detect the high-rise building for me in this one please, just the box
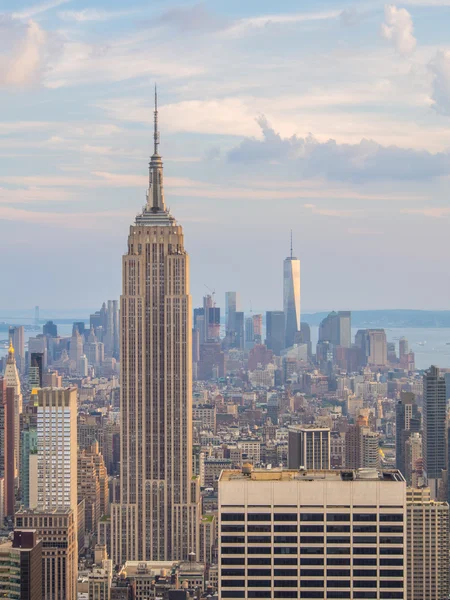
[8,326,24,373]
[0,530,42,600]
[423,365,447,499]
[111,93,199,564]
[407,487,449,600]
[355,329,387,367]
[283,235,301,348]
[4,340,22,488]
[395,392,421,482]
[318,311,351,349]
[287,425,330,469]
[234,311,245,350]
[78,442,109,534]
[0,378,15,517]
[219,467,406,599]
[36,388,78,511]
[15,508,77,600]
[43,321,57,338]
[69,327,83,373]
[21,428,38,508]
[225,292,239,333]
[29,352,44,388]
[405,432,423,488]
[265,311,285,355]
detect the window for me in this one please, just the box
[327,569,350,577]
[301,558,324,565]
[300,536,323,544]
[380,526,403,533]
[327,581,350,588]
[327,593,350,599]
[353,536,377,544]
[248,547,271,554]
[300,514,324,521]
[380,581,403,588]
[353,525,376,533]
[353,569,377,577]
[248,593,271,599]
[275,514,298,521]
[353,581,377,588]
[380,593,403,599]
[300,593,323,599]
[379,514,403,522]
[353,558,376,566]
[327,514,350,522]
[353,514,377,522]
[222,536,245,544]
[222,547,245,554]
[275,557,298,565]
[275,568,298,576]
[248,514,271,521]
[222,592,244,598]
[221,569,245,577]
[380,569,403,577]
[275,536,297,544]
[248,580,271,587]
[274,593,298,599]
[249,536,271,544]
[248,569,271,576]
[327,548,350,555]
[275,525,298,533]
[222,513,244,521]
[248,557,271,565]
[222,525,245,532]
[300,569,324,577]
[222,558,245,565]
[248,525,271,533]
[327,537,350,545]
[221,580,245,587]
[301,525,324,533]
[353,593,377,599]
[380,558,403,566]
[379,537,403,545]
[327,525,350,533]
[380,547,403,555]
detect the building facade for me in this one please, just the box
[283,241,301,349]
[111,94,199,564]
[219,467,406,599]
[423,366,447,498]
[288,426,330,470]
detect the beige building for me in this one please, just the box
[407,487,449,600]
[4,340,22,487]
[16,508,77,600]
[78,442,109,534]
[111,95,199,564]
[219,467,406,599]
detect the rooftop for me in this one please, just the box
[220,468,405,483]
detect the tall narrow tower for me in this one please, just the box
[111,90,199,564]
[283,231,301,348]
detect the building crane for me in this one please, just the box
[204,284,216,308]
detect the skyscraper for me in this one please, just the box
[8,326,24,373]
[283,233,300,348]
[265,311,285,355]
[396,392,421,482]
[5,340,22,491]
[287,425,330,469]
[423,365,447,499]
[225,292,239,333]
[111,92,199,564]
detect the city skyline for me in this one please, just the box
[2,0,450,309]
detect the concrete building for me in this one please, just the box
[423,365,447,498]
[111,95,200,564]
[283,236,301,348]
[4,340,22,488]
[219,467,406,599]
[15,509,77,600]
[396,392,421,482]
[21,428,38,508]
[407,487,449,600]
[78,442,109,534]
[225,292,239,334]
[288,426,330,470]
[0,530,42,600]
[8,326,24,373]
[36,388,77,511]
[318,311,351,349]
[88,561,112,600]
[265,311,285,356]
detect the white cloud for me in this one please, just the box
[429,50,450,115]
[0,17,48,87]
[224,9,341,38]
[12,0,71,19]
[59,8,140,22]
[401,206,450,217]
[381,5,416,56]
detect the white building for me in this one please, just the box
[219,467,406,599]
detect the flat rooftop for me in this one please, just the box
[220,468,405,483]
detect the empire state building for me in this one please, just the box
[111,92,199,563]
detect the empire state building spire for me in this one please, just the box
[147,85,165,212]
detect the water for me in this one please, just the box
[310,326,450,371]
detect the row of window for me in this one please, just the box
[221,525,402,533]
[221,557,403,566]
[222,513,403,522]
[222,580,404,589]
[221,569,404,577]
[222,546,403,555]
[221,535,404,544]
[221,593,403,599]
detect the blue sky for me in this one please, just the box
[1,0,450,313]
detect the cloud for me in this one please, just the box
[340,8,362,27]
[12,0,71,19]
[228,116,450,182]
[156,3,227,33]
[381,5,416,56]
[224,9,341,38]
[429,50,450,115]
[0,206,130,229]
[59,8,140,22]
[401,206,450,217]
[0,17,49,87]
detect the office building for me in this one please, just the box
[219,466,406,599]
[36,387,78,511]
[8,326,24,373]
[407,487,449,600]
[21,428,38,508]
[15,508,77,600]
[265,311,285,355]
[78,442,109,534]
[234,311,245,350]
[0,378,15,517]
[355,329,387,367]
[283,236,301,348]
[225,292,239,333]
[395,392,421,482]
[0,530,42,600]
[69,327,83,373]
[43,321,57,338]
[111,94,200,564]
[423,365,447,498]
[405,432,423,488]
[88,561,113,600]
[318,311,351,349]
[288,425,330,469]
[4,340,22,487]
[29,352,43,388]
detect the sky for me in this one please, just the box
[1,0,450,314]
